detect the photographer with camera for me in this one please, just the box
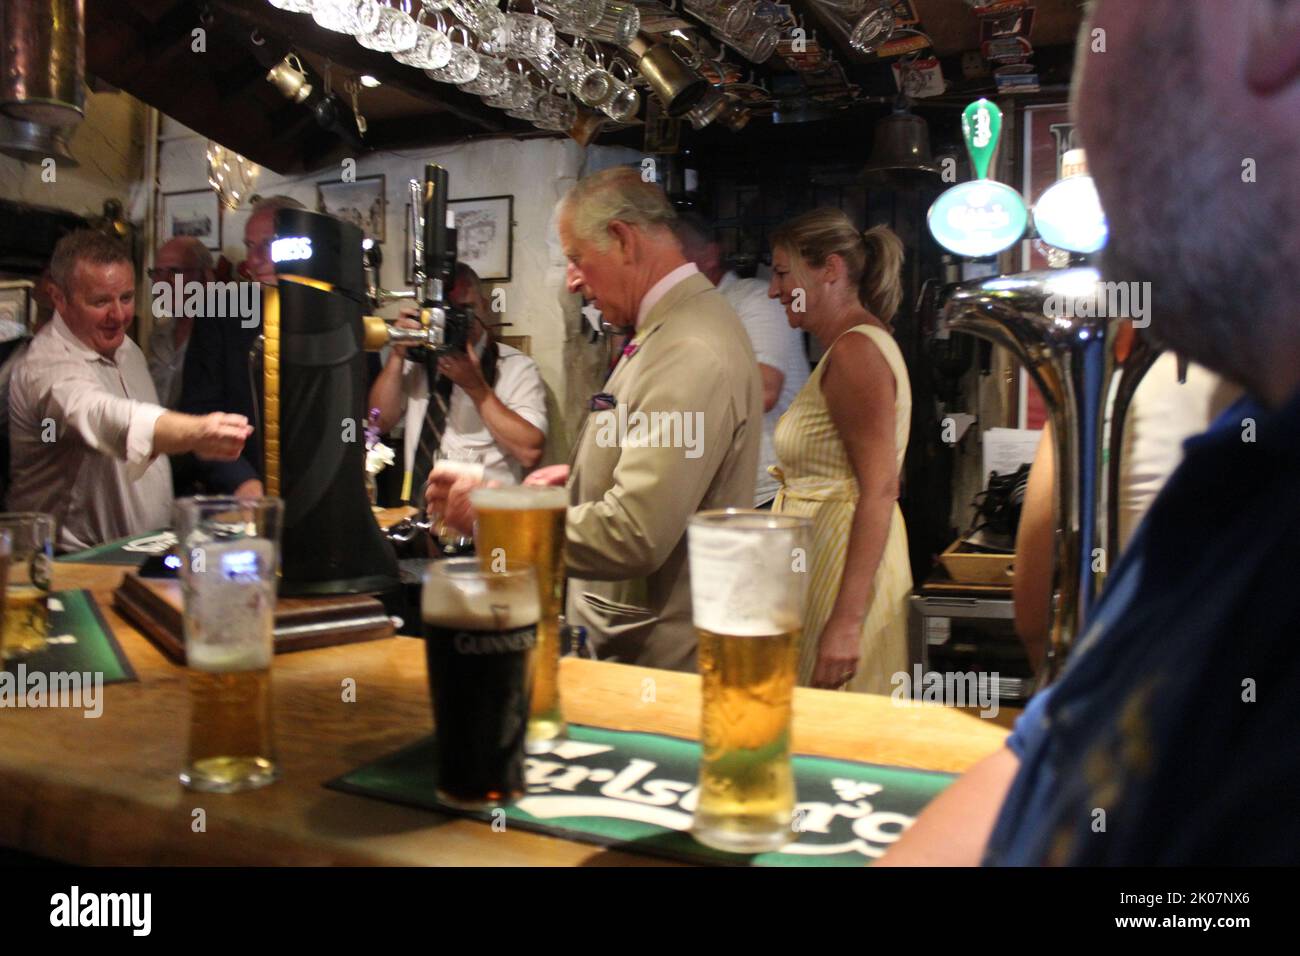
[368,262,547,505]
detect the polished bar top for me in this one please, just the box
[0,563,1010,866]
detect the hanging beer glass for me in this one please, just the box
[356,1,420,52]
[392,4,454,68]
[599,58,640,122]
[313,0,383,35]
[427,24,482,84]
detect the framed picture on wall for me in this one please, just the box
[161,189,222,251]
[448,195,513,281]
[317,174,386,242]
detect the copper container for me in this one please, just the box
[0,115,77,164]
[635,43,707,118]
[1,0,86,128]
[863,109,939,178]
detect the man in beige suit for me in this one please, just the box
[429,167,762,670]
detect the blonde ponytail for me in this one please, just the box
[859,225,905,323]
[770,209,905,323]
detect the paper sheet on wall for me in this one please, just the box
[982,427,1043,487]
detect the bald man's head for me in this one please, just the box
[1074,0,1300,403]
[155,236,214,278]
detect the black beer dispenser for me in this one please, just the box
[264,208,402,600]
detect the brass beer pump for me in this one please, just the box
[929,101,1160,684]
[940,271,1158,683]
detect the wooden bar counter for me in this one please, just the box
[0,562,1011,866]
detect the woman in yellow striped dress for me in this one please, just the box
[766,209,912,693]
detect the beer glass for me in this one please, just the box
[447,0,507,41]
[176,496,284,793]
[423,559,539,809]
[392,17,454,69]
[356,3,420,52]
[313,0,383,35]
[536,0,607,31]
[684,0,755,37]
[848,1,896,55]
[575,1,640,46]
[427,26,481,85]
[461,54,511,96]
[565,43,615,107]
[0,513,55,661]
[687,510,811,854]
[483,70,530,110]
[534,88,578,131]
[505,93,544,122]
[427,448,485,552]
[502,11,556,60]
[599,59,640,121]
[471,486,568,752]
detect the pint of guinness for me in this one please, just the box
[470,485,569,752]
[422,558,540,809]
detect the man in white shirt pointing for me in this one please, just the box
[7,230,251,552]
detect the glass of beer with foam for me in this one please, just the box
[175,496,284,793]
[687,509,811,854]
[0,513,56,661]
[423,558,540,809]
[471,485,568,752]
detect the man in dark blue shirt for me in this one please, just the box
[882,0,1300,865]
[178,195,300,496]
[985,394,1300,864]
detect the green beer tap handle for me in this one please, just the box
[962,98,1003,181]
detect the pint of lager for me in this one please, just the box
[471,485,568,752]
[176,497,284,793]
[0,513,55,660]
[423,558,540,809]
[688,510,811,854]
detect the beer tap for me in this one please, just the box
[362,238,418,310]
[361,164,472,356]
[940,270,1159,684]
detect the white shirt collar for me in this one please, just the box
[637,262,699,328]
[51,313,111,363]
